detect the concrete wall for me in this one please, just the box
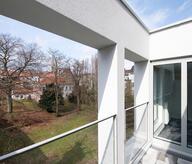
[98,45,125,164]
[150,22,192,60]
[0,0,149,60]
[36,0,149,59]
[134,61,150,138]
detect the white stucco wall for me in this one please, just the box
[0,0,149,60]
[134,61,150,130]
[98,45,125,164]
[36,0,149,59]
[150,22,192,60]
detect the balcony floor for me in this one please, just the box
[139,148,192,164]
[125,136,147,162]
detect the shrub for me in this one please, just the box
[67,93,77,104]
[39,84,64,113]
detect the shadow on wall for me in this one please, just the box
[134,61,148,102]
[100,119,114,164]
[98,45,116,115]
[135,104,148,137]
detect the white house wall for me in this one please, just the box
[0,0,149,60]
[98,45,125,164]
[150,22,192,60]
[36,0,149,59]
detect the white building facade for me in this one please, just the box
[1,0,192,163]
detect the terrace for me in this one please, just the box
[1,0,192,164]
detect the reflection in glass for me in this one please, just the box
[153,64,181,143]
[187,62,192,147]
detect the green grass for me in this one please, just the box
[27,109,96,142]
[13,99,41,111]
[63,100,77,112]
[0,103,97,164]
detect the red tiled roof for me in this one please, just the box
[40,72,65,85]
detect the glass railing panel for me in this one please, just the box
[126,107,134,140]
[1,115,116,164]
[125,103,148,163]
[0,108,97,156]
[98,117,115,164]
[1,124,98,164]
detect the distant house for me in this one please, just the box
[11,71,42,101]
[124,66,134,83]
[11,68,75,101]
[59,68,75,98]
[124,66,134,95]
[40,69,74,99]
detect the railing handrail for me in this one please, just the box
[1,102,149,161]
[0,114,116,161]
[125,102,149,111]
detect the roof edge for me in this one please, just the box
[120,0,150,33]
[120,1,192,35]
[150,17,192,34]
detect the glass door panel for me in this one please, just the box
[153,63,181,143]
[187,62,192,148]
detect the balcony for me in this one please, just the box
[1,102,192,164]
[0,102,152,164]
[1,0,192,164]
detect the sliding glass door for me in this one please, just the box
[187,62,192,148]
[152,59,192,151]
[153,63,181,143]
[152,59,192,152]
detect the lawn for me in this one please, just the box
[0,100,98,164]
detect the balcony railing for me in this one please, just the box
[0,114,116,163]
[0,102,148,164]
[125,102,149,163]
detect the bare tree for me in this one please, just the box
[90,55,98,106]
[70,59,85,111]
[125,79,134,108]
[45,50,95,112]
[79,56,98,107]
[0,34,42,113]
[48,49,69,116]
